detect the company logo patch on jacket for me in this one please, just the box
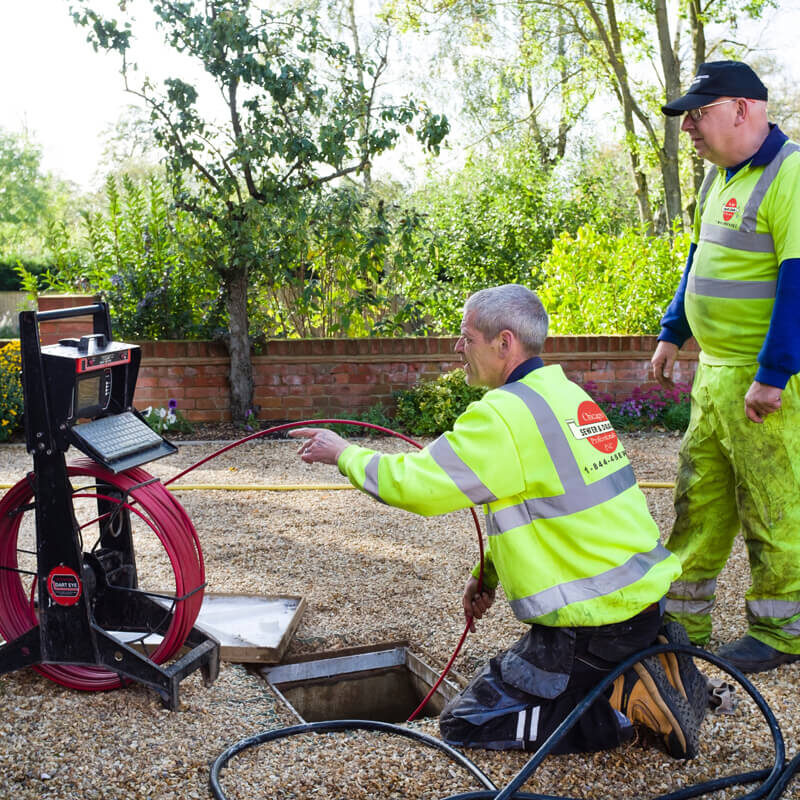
[566,401,618,453]
[721,197,738,222]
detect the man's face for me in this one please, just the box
[454,311,505,388]
[680,97,741,166]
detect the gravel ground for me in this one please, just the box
[0,431,797,799]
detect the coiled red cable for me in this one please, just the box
[0,458,205,690]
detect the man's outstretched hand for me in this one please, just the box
[290,428,349,465]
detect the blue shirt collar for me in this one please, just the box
[505,356,544,384]
[725,124,787,180]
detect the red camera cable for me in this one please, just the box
[0,420,482,709]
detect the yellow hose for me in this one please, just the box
[167,483,356,491]
[0,481,676,491]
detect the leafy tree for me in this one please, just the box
[0,131,50,245]
[96,106,164,183]
[70,0,448,420]
[389,0,592,168]
[391,0,774,230]
[0,129,77,266]
[250,184,430,339]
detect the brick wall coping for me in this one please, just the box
[132,334,699,362]
[1,335,700,365]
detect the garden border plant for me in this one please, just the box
[0,340,23,442]
[584,381,692,432]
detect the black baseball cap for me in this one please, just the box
[662,60,768,116]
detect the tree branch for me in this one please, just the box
[228,78,265,202]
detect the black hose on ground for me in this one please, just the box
[209,719,499,798]
[210,643,798,800]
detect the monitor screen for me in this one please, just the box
[76,374,101,416]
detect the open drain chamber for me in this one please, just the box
[262,643,462,723]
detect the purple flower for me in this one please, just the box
[168,398,178,410]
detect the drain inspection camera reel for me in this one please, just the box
[0,303,218,708]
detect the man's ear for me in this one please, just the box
[734,97,749,125]
[497,329,514,354]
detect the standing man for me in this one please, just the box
[653,61,800,672]
[293,284,707,758]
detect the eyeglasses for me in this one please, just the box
[685,99,738,122]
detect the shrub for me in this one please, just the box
[0,340,24,442]
[394,369,486,436]
[323,402,397,438]
[540,224,690,334]
[584,381,692,432]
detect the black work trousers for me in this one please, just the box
[439,603,663,753]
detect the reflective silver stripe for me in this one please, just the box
[362,454,385,503]
[509,544,673,621]
[664,597,714,616]
[746,598,800,621]
[488,382,634,529]
[515,711,525,741]
[698,223,775,253]
[740,142,800,231]
[697,168,718,216]
[489,464,637,532]
[687,272,776,299]
[428,435,498,505]
[782,618,800,637]
[499,382,583,490]
[668,578,717,599]
[529,706,540,741]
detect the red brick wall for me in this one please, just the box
[26,295,699,423]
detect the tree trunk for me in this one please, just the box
[224,265,253,422]
[581,0,654,231]
[654,0,682,229]
[689,0,707,205]
[628,141,653,232]
[346,0,371,189]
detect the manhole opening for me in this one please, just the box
[262,645,460,723]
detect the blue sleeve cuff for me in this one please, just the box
[658,328,686,347]
[754,366,791,390]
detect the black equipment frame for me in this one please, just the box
[0,302,219,709]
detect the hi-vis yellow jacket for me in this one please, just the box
[686,139,800,366]
[338,364,681,628]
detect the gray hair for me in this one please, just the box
[463,284,549,354]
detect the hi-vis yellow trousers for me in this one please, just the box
[664,362,800,654]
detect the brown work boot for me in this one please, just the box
[657,621,708,726]
[610,656,700,759]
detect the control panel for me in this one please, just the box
[25,321,177,472]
